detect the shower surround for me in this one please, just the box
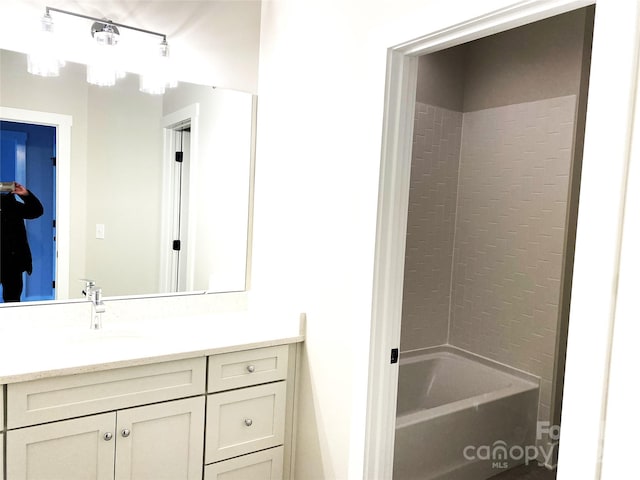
[401,95,577,432]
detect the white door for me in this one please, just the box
[6,413,116,480]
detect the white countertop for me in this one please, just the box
[0,311,304,383]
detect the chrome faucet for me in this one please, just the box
[82,280,106,329]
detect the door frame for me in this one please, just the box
[364,0,639,478]
[159,104,200,293]
[0,107,71,300]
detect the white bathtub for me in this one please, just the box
[393,347,539,480]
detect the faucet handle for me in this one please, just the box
[80,278,96,296]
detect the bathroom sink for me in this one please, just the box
[64,328,149,348]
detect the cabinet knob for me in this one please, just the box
[121,429,131,438]
[246,364,256,373]
[103,432,113,441]
[244,418,253,427]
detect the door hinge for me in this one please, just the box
[175,152,184,163]
[172,240,181,251]
[51,156,56,166]
[390,348,399,364]
[52,280,56,289]
[52,219,56,228]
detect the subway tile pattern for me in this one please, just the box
[449,95,577,424]
[401,103,463,351]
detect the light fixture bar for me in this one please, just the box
[45,6,167,42]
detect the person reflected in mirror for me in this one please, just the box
[0,182,44,302]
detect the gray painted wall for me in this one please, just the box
[416,47,466,111]
[414,8,592,113]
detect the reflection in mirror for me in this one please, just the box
[0,48,255,304]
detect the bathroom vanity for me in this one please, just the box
[0,313,303,480]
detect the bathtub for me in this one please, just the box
[393,347,539,480]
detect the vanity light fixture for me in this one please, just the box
[27,6,178,94]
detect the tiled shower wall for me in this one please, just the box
[400,103,462,350]
[402,95,577,424]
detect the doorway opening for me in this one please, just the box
[0,120,57,302]
[364,0,640,478]
[168,123,191,293]
[0,107,72,301]
[393,7,593,479]
[159,104,199,294]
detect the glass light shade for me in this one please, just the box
[27,13,65,77]
[87,63,117,86]
[86,42,124,87]
[28,51,65,77]
[139,74,166,95]
[139,41,178,95]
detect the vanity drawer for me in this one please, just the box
[204,446,283,480]
[208,345,288,392]
[205,382,286,463]
[7,357,206,428]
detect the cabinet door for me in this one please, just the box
[204,446,284,480]
[1,432,4,480]
[6,412,116,480]
[115,396,205,480]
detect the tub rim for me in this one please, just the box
[399,344,540,384]
[396,345,540,429]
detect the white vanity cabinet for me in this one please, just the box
[1,385,4,480]
[1,432,4,480]
[205,345,293,480]
[5,358,206,480]
[1,340,300,480]
[7,397,205,480]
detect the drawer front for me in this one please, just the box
[204,447,283,480]
[206,382,286,463]
[7,357,206,428]
[208,345,288,392]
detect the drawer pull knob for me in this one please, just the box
[244,418,253,427]
[121,429,131,438]
[246,365,256,373]
[103,432,113,441]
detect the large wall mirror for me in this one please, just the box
[0,48,254,303]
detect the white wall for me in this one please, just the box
[252,0,634,478]
[85,75,164,296]
[252,1,537,477]
[162,86,254,293]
